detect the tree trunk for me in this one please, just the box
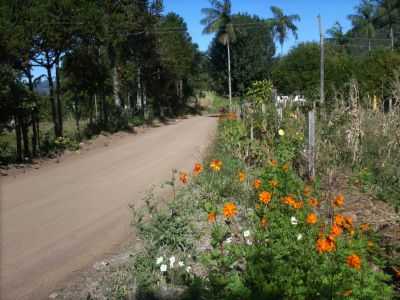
[45,53,59,137]
[26,68,39,156]
[113,66,121,107]
[21,116,30,159]
[15,114,23,162]
[227,39,232,108]
[137,66,142,112]
[55,55,63,137]
[391,26,394,51]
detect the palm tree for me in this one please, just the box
[348,0,377,52]
[375,0,398,50]
[201,0,235,107]
[269,6,300,55]
[327,22,349,47]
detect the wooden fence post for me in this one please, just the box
[308,105,316,180]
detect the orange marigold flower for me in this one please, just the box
[306,213,318,224]
[179,171,189,184]
[293,201,304,209]
[360,223,369,232]
[260,217,268,228]
[330,224,343,238]
[193,163,203,175]
[334,194,345,207]
[282,162,289,173]
[253,179,262,189]
[303,185,312,197]
[208,212,216,223]
[316,236,336,254]
[239,171,246,182]
[334,214,346,227]
[347,254,361,270]
[223,202,237,218]
[282,195,296,206]
[259,191,272,205]
[308,198,319,207]
[269,179,279,189]
[210,159,222,172]
[269,159,278,167]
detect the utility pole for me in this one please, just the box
[227,38,233,108]
[318,15,325,105]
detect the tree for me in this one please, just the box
[201,0,235,106]
[269,6,300,55]
[327,22,349,47]
[208,14,275,97]
[374,0,399,50]
[349,0,377,52]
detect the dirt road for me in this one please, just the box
[0,116,217,300]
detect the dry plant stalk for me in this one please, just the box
[345,80,363,165]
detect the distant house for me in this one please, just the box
[276,95,306,106]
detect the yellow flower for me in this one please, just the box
[223,202,237,218]
[210,160,222,172]
[278,129,285,136]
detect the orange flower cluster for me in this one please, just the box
[347,254,361,270]
[334,194,345,207]
[259,191,272,205]
[306,213,318,224]
[360,223,369,232]
[316,236,336,254]
[239,171,246,182]
[253,179,262,189]
[208,212,216,223]
[210,160,222,172]
[282,195,303,209]
[334,214,353,231]
[330,224,343,238]
[223,202,237,218]
[179,171,189,184]
[308,198,319,207]
[193,163,203,175]
[226,112,237,120]
[269,179,279,189]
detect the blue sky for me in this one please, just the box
[164,0,360,53]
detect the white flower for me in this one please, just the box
[156,257,164,265]
[186,266,192,273]
[291,216,298,225]
[278,129,285,136]
[243,230,251,238]
[169,256,176,268]
[160,264,167,273]
[225,237,233,244]
[178,261,185,267]
[246,239,253,245]
[297,233,303,241]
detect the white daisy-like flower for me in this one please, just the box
[225,237,233,244]
[178,261,185,267]
[297,233,303,241]
[278,129,285,136]
[243,230,250,238]
[160,264,167,273]
[186,266,192,273]
[291,216,298,225]
[246,239,253,245]
[156,256,164,265]
[169,256,176,268]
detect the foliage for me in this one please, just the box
[208,14,275,97]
